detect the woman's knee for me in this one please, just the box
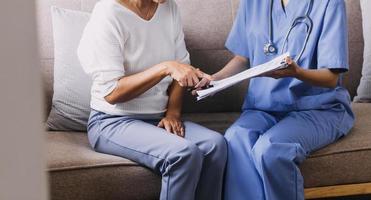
[207,133,228,163]
[224,125,238,143]
[251,135,305,168]
[224,125,249,147]
[157,140,204,177]
[183,121,227,158]
[170,140,204,168]
[251,137,276,165]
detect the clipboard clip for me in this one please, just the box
[187,84,214,92]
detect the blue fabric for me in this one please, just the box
[224,0,355,199]
[226,0,352,114]
[87,110,227,200]
[224,106,354,200]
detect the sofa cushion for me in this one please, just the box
[301,103,371,188]
[47,7,92,131]
[46,114,240,200]
[354,0,371,102]
[47,103,371,199]
[47,131,161,200]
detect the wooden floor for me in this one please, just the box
[313,196,371,200]
[304,183,371,199]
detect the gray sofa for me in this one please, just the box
[37,0,371,199]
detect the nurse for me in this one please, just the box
[194,0,354,199]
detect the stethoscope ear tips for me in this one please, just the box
[264,43,277,55]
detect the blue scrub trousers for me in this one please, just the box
[224,105,354,200]
[87,110,227,200]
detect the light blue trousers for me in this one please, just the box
[87,110,227,200]
[224,106,354,200]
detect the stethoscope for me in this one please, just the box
[264,0,314,63]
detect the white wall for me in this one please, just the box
[0,1,48,200]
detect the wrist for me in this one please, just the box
[157,62,172,77]
[165,111,181,119]
[294,67,304,79]
[211,73,220,81]
[160,61,178,76]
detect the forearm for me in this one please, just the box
[213,55,248,80]
[267,57,341,88]
[105,63,168,104]
[165,81,184,118]
[295,68,339,88]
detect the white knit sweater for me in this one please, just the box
[77,0,190,115]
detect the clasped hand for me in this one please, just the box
[163,61,213,88]
[263,57,301,79]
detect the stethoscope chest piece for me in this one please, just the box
[264,42,277,55]
[264,0,313,62]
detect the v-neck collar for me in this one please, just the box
[274,0,295,18]
[282,0,290,9]
[113,0,160,23]
[281,0,290,13]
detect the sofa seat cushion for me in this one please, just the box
[301,103,371,188]
[47,103,371,199]
[182,112,241,133]
[47,131,161,200]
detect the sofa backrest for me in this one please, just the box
[345,0,364,100]
[37,0,364,115]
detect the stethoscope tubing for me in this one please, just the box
[267,0,314,63]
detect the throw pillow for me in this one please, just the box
[47,7,92,131]
[354,0,371,102]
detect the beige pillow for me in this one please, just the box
[46,7,92,131]
[354,0,371,102]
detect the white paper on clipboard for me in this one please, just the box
[196,52,290,101]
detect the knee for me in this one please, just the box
[161,141,204,176]
[251,136,300,168]
[252,137,276,166]
[206,133,228,164]
[224,125,240,144]
[173,141,204,168]
[224,125,249,149]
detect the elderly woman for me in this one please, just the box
[77,0,227,200]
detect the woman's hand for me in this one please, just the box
[162,61,204,87]
[264,57,301,79]
[191,73,215,95]
[264,56,340,88]
[158,115,185,137]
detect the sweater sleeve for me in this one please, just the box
[77,4,125,98]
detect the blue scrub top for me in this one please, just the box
[226,0,353,114]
